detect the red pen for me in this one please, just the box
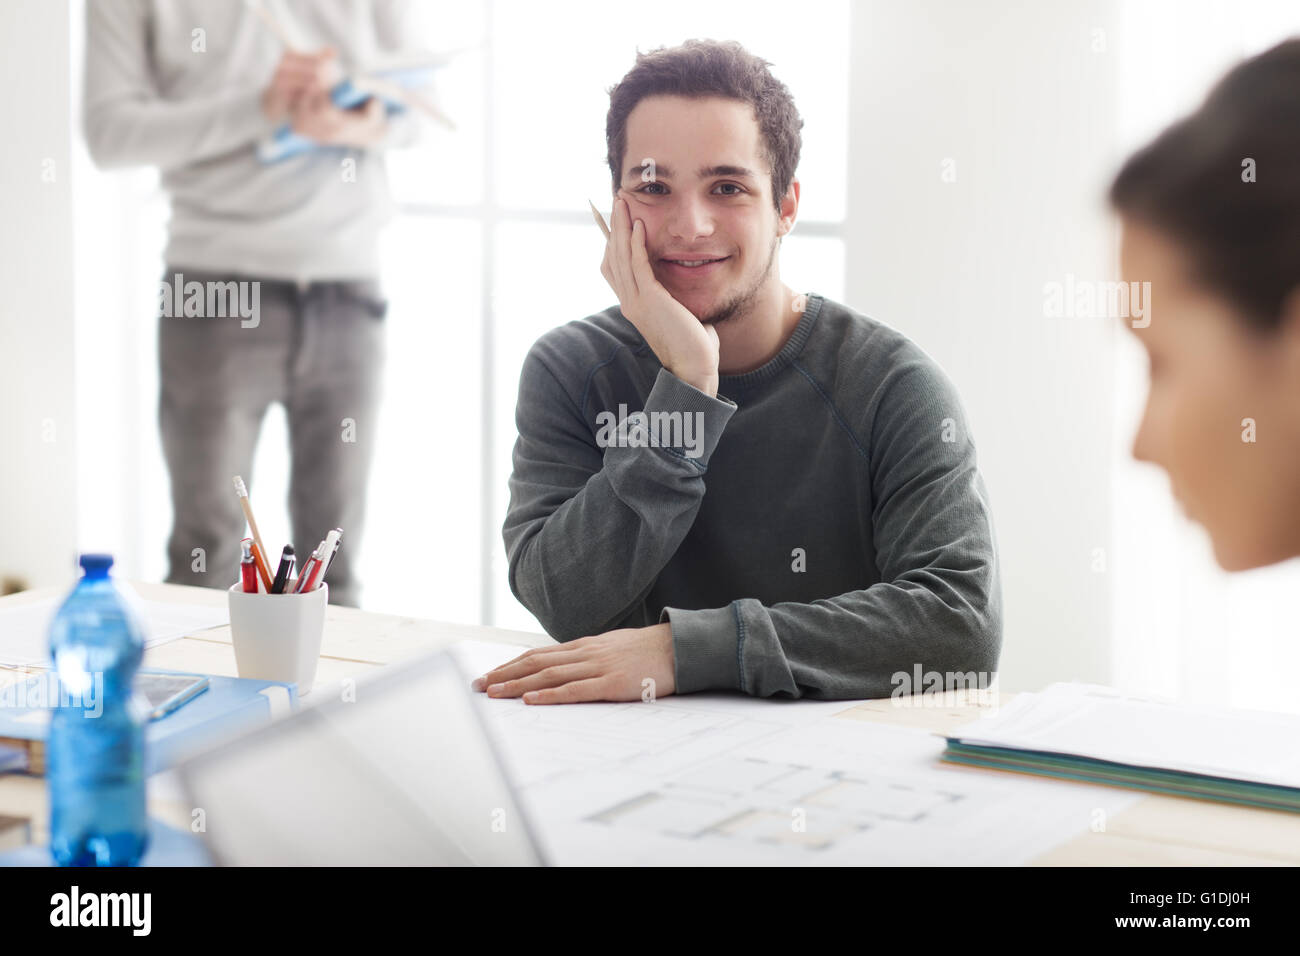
[293,541,325,594]
[240,538,259,593]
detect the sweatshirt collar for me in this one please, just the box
[718,292,823,391]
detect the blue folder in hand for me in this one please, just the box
[256,65,440,163]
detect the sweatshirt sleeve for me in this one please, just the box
[83,0,275,171]
[661,355,1002,700]
[504,348,736,641]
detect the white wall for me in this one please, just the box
[0,0,77,591]
[846,0,1121,690]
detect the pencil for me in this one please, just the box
[243,0,300,52]
[233,476,274,591]
[588,199,611,239]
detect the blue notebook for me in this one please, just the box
[0,745,23,774]
[0,668,296,777]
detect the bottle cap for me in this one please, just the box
[78,553,114,578]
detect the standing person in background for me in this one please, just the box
[83,0,427,606]
[1112,38,1300,573]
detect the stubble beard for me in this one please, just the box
[696,235,779,327]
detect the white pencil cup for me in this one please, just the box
[227,583,328,696]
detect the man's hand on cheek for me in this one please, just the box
[600,194,720,397]
[470,623,678,704]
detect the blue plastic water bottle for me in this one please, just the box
[47,554,149,866]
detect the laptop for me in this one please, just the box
[178,649,548,866]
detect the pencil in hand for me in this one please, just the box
[588,199,611,239]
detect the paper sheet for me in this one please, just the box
[0,595,229,667]
[450,640,1138,865]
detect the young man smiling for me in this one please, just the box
[475,40,1002,704]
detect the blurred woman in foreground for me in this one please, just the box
[1111,38,1300,572]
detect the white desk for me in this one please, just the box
[2,582,1298,865]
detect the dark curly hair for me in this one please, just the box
[606,39,803,214]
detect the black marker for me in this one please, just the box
[270,545,295,594]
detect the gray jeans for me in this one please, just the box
[158,268,385,606]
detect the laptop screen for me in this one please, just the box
[178,650,546,866]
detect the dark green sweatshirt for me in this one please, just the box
[503,293,1002,699]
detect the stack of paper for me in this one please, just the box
[943,683,1300,813]
[0,597,229,667]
